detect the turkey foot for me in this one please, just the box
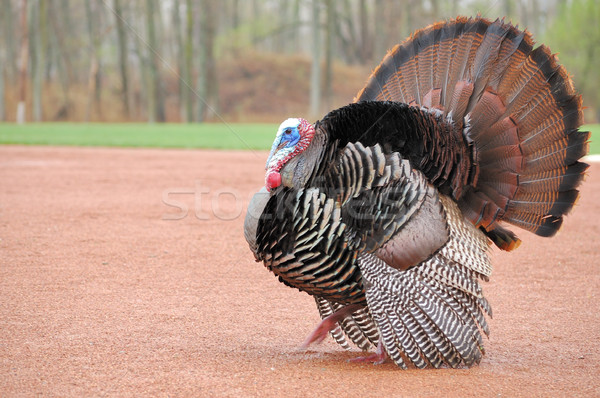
[349,340,387,365]
[300,304,363,349]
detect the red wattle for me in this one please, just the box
[265,171,282,191]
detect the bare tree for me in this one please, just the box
[145,0,165,122]
[530,0,540,34]
[32,0,47,122]
[404,0,416,39]
[309,0,321,118]
[385,0,403,50]
[85,0,103,121]
[183,0,194,122]
[374,0,386,62]
[335,0,374,65]
[17,0,29,124]
[197,0,219,122]
[173,0,194,123]
[291,0,301,53]
[452,0,459,16]
[0,0,592,123]
[358,0,371,63]
[47,0,72,120]
[172,0,184,121]
[2,0,17,82]
[251,0,260,46]
[0,0,9,121]
[231,0,240,31]
[131,0,147,120]
[114,0,130,118]
[323,0,334,111]
[0,43,4,121]
[59,0,76,81]
[335,1,358,64]
[431,0,440,17]
[274,1,287,53]
[504,0,515,18]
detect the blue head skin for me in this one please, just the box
[264,118,315,191]
[265,118,302,169]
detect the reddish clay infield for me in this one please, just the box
[1,145,598,397]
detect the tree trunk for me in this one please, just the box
[48,0,73,120]
[231,0,239,30]
[172,0,184,122]
[145,0,165,122]
[32,0,46,122]
[2,0,17,81]
[530,0,539,35]
[323,0,334,112]
[309,0,321,118]
[132,0,147,121]
[338,0,358,64]
[184,0,193,122]
[504,0,514,18]
[0,45,5,121]
[274,1,288,52]
[230,0,240,50]
[292,0,301,54]
[0,0,9,120]
[114,0,130,118]
[452,0,459,16]
[385,0,402,50]
[85,0,103,121]
[17,0,29,124]
[404,0,415,39]
[358,0,370,64]
[59,0,76,81]
[197,0,218,122]
[431,0,440,19]
[251,0,259,46]
[374,0,386,62]
[145,0,156,123]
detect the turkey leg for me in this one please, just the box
[300,303,363,349]
[348,339,387,364]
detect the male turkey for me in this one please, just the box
[244,16,589,369]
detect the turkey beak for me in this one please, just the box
[265,141,288,170]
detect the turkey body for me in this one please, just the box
[244,17,589,369]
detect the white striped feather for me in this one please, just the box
[356,194,492,368]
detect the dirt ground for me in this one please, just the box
[1,145,598,397]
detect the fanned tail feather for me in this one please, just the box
[355,16,589,249]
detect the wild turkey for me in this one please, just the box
[244,16,589,368]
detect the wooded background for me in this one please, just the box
[1,0,598,124]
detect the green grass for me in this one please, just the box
[586,124,600,155]
[0,123,279,150]
[0,122,599,154]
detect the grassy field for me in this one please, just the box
[0,122,598,154]
[0,123,278,150]
[586,124,600,155]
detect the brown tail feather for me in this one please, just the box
[355,16,589,249]
[518,163,587,194]
[506,189,580,218]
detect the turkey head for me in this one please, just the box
[264,118,319,191]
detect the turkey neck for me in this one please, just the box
[310,101,474,199]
